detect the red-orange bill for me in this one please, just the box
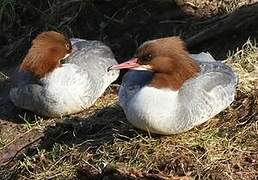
[108,58,139,71]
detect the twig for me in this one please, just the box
[0,129,44,165]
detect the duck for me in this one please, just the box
[108,37,238,135]
[9,31,119,117]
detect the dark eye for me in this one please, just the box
[60,58,66,64]
[141,53,152,61]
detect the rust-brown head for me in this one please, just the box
[108,37,200,90]
[20,31,72,78]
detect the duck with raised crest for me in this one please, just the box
[109,37,237,135]
[10,31,119,117]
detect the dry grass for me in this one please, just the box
[177,0,258,17]
[0,72,8,81]
[227,39,258,93]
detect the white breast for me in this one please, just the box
[124,86,183,135]
[40,64,93,115]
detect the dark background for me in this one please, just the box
[0,0,258,71]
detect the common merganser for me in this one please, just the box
[9,31,119,117]
[108,37,238,135]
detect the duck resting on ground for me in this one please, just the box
[9,31,119,117]
[108,37,238,135]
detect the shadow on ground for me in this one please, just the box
[42,105,138,149]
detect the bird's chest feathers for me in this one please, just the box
[40,64,87,96]
[128,86,179,118]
